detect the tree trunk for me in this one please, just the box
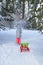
[22,1,25,19]
[6,0,8,10]
[28,0,29,12]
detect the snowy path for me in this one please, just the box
[0,43,39,65]
[0,29,43,65]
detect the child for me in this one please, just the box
[16,23,22,44]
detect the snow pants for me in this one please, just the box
[16,38,21,45]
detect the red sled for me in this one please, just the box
[16,38,21,45]
[20,43,30,52]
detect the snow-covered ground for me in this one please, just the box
[0,29,43,65]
